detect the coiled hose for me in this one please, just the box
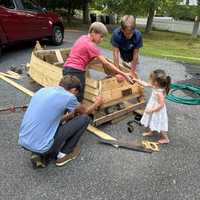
[166,83,200,105]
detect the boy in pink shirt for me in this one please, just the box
[63,22,132,102]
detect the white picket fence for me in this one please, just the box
[137,17,200,35]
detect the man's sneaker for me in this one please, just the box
[30,153,47,169]
[56,146,81,167]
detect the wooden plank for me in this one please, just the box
[35,48,70,54]
[100,94,141,109]
[85,86,100,96]
[0,74,34,96]
[84,92,96,102]
[6,70,21,78]
[94,101,145,126]
[111,112,133,124]
[0,72,20,80]
[55,50,64,64]
[87,125,116,141]
[85,77,98,89]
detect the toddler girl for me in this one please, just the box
[133,69,171,144]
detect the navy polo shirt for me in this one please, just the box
[111,27,143,62]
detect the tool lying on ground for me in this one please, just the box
[0,74,159,154]
[167,83,200,105]
[0,105,28,113]
[98,138,159,153]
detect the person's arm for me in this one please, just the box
[132,77,152,87]
[112,47,120,68]
[75,96,104,115]
[61,96,103,123]
[61,111,75,123]
[130,48,139,76]
[145,92,165,113]
[96,55,133,84]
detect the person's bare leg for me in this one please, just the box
[158,132,170,144]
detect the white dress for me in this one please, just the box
[141,88,168,132]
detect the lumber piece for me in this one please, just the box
[87,125,116,141]
[0,72,20,80]
[0,74,34,96]
[55,49,64,63]
[94,101,145,126]
[7,70,22,78]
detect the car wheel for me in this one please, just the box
[51,26,63,45]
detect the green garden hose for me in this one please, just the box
[166,83,200,105]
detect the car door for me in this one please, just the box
[20,0,50,39]
[0,0,31,41]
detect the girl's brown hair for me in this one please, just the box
[150,69,171,94]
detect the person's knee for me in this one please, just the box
[80,114,90,125]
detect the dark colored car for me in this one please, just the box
[0,0,64,56]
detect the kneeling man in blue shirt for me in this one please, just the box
[18,75,103,168]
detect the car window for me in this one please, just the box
[0,0,15,9]
[21,0,41,12]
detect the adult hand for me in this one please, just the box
[94,96,104,107]
[115,74,126,83]
[123,73,134,84]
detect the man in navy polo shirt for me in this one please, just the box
[111,15,143,77]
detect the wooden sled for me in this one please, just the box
[28,42,145,126]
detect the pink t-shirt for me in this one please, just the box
[64,35,101,71]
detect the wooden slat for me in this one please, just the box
[0,72,20,80]
[0,74,34,96]
[85,77,98,89]
[55,50,64,63]
[94,101,145,126]
[87,125,116,141]
[85,86,100,96]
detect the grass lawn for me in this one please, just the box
[100,30,200,65]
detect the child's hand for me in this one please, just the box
[145,108,154,114]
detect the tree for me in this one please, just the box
[144,0,182,33]
[192,0,200,38]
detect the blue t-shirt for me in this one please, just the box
[111,27,143,62]
[18,86,79,153]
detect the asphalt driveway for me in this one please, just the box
[0,30,200,200]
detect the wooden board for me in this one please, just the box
[93,101,145,126]
[55,50,64,64]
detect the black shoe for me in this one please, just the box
[30,153,47,169]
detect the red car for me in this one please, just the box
[0,0,64,56]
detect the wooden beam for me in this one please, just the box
[94,101,145,126]
[0,74,34,96]
[0,72,20,80]
[55,50,64,64]
[87,125,116,141]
